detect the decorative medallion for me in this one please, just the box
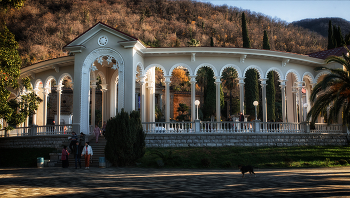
[98,35,108,46]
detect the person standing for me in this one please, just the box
[61,146,69,168]
[81,142,93,169]
[102,121,107,137]
[69,131,78,152]
[79,132,85,148]
[93,125,100,143]
[73,141,82,169]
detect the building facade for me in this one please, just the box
[12,22,342,134]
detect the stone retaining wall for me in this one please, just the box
[145,133,349,147]
[0,133,349,149]
[0,136,70,149]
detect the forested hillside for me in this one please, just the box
[3,0,327,67]
[292,17,350,38]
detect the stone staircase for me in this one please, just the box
[54,136,108,168]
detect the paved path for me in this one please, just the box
[1,167,350,197]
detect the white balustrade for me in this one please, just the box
[0,122,345,137]
[311,123,343,133]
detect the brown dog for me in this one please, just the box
[238,165,256,178]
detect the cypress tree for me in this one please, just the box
[241,12,251,48]
[327,20,335,49]
[202,67,216,120]
[266,71,275,121]
[337,26,346,46]
[263,30,270,50]
[244,69,259,120]
[333,25,338,47]
[210,37,214,47]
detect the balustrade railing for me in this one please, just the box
[143,122,193,133]
[0,124,76,137]
[0,122,345,138]
[260,122,301,133]
[311,123,343,133]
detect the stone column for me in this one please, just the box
[238,77,245,115]
[33,89,40,125]
[56,85,62,125]
[279,80,287,123]
[214,76,221,122]
[159,94,163,111]
[101,84,108,124]
[164,76,171,122]
[297,82,303,122]
[136,93,139,111]
[90,82,97,126]
[259,78,267,122]
[140,76,146,122]
[43,88,49,125]
[190,75,197,122]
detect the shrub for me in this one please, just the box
[201,157,211,168]
[104,109,145,167]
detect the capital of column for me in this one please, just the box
[101,83,108,90]
[214,76,221,83]
[164,75,171,84]
[189,75,197,84]
[237,77,245,84]
[259,78,268,84]
[33,88,40,95]
[296,81,304,88]
[56,85,63,94]
[43,88,50,95]
[278,79,287,86]
[90,84,97,89]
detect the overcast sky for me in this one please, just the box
[200,1,350,23]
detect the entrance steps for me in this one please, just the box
[53,136,110,167]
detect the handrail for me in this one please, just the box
[0,122,345,137]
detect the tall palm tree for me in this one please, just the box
[307,47,350,129]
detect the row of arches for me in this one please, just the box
[138,63,330,84]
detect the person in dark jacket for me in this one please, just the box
[72,141,82,169]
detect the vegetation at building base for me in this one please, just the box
[0,148,55,167]
[104,110,146,167]
[307,47,350,129]
[0,0,42,131]
[137,146,350,169]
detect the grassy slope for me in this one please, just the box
[138,146,350,169]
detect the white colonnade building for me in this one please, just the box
[10,22,343,135]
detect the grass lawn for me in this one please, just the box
[137,146,350,169]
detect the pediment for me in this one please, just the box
[63,22,139,50]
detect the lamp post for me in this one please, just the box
[253,101,259,120]
[195,100,200,120]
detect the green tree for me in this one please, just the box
[327,20,335,49]
[263,30,270,50]
[187,38,200,47]
[241,12,251,48]
[176,103,189,121]
[266,71,275,121]
[244,69,259,120]
[0,1,42,130]
[104,110,145,167]
[307,47,350,129]
[210,37,214,47]
[201,67,216,120]
[221,68,238,115]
